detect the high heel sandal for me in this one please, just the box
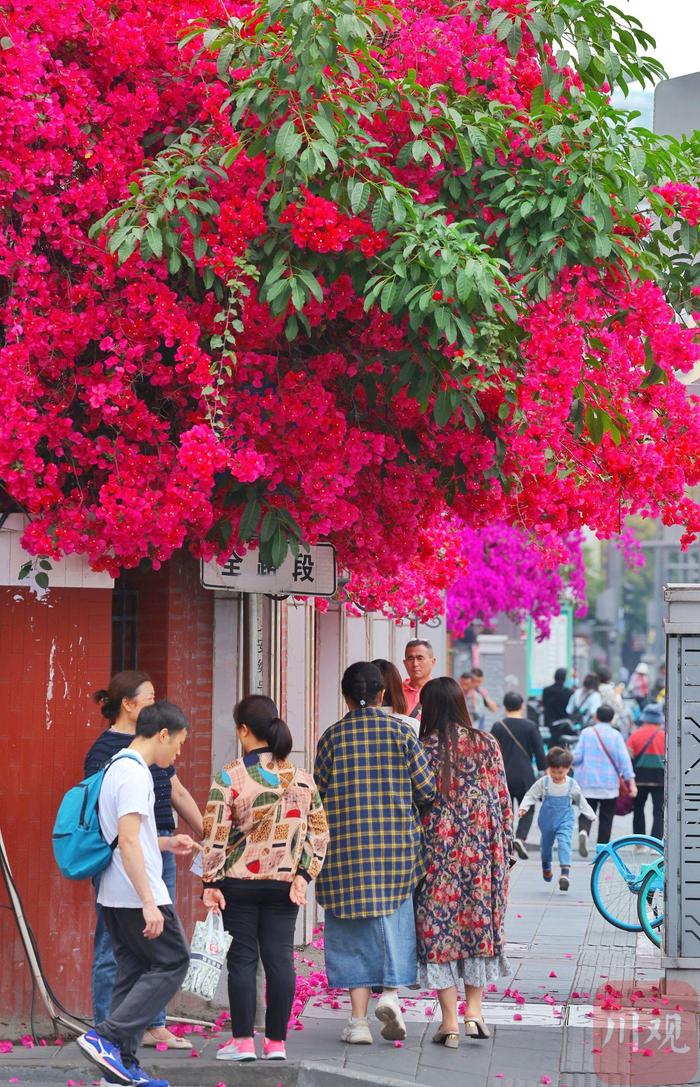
[464,1016,490,1039]
[432,1027,460,1049]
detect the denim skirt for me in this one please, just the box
[324,895,417,989]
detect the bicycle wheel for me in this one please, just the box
[637,861,664,948]
[590,835,665,932]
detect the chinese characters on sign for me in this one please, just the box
[200,543,337,596]
[592,981,697,1087]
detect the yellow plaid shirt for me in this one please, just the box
[314,706,436,919]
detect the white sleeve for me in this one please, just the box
[114,763,151,820]
[571,779,597,820]
[520,777,546,812]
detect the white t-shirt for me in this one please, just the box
[97,750,171,909]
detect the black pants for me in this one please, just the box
[633,786,664,840]
[509,782,535,841]
[221,878,299,1042]
[579,797,617,844]
[99,905,190,1064]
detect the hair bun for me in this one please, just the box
[93,689,109,704]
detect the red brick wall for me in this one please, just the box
[0,587,113,1029]
[120,554,214,942]
[0,554,215,1030]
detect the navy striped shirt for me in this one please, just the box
[84,729,176,832]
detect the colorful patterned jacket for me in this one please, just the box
[201,748,329,885]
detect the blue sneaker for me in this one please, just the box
[125,1062,169,1087]
[76,1030,132,1086]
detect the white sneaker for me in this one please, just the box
[375,992,407,1041]
[578,830,588,858]
[341,1017,373,1044]
[513,839,528,860]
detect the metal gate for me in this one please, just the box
[665,586,700,965]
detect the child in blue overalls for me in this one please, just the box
[519,747,597,891]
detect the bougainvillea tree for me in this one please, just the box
[2,0,700,617]
[447,522,586,640]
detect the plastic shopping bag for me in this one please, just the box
[181,911,232,1001]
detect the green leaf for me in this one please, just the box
[239,499,261,541]
[35,572,50,590]
[433,388,452,427]
[0,36,13,50]
[530,83,545,115]
[146,227,163,259]
[275,120,303,161]
[193,235,207,261]
[455,135,472,173]
[271,528,287,569]
[260,510,278,543]
[349,181,369,214]
[217,43,235,79]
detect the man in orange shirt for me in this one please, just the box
[402,639,436,715]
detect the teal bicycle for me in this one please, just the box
[636,857,664,947]
[590,834,664,933]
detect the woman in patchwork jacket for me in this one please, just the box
[201,695,329,1064]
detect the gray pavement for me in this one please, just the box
[0,824,694,1087]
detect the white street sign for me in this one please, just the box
[200,543,337,597]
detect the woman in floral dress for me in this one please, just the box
[415,677,513,1048]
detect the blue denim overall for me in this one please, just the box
[538,777,574,870]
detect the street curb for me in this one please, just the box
[0,1056,427,1087]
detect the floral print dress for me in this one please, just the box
[415,726,513,989]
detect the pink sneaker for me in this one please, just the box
[216,1037,256,1062]
[262,1038,287,1061]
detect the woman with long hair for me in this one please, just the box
[415,677,512,1049]
[371,658,419,733]
[202,696,329,1063]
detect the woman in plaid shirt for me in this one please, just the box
[314,661,436,1046]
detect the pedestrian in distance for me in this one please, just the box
[566,673,602,730]
[574,705,637,856]
[415,677,512,1048]
[85,672,202,1050]
[314,661,435,1046]
[464,667,498,729]
[596,666,626,726]
[402,639,436,716]
[628,662,650,709]
[541,668,573,736]
[491,691,547,860]
[627,704,665,841]
[372,657,420,734]
[201,696,329,1063]
[518,747,597,891]
[76,701,194,1087]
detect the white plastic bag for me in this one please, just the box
[181,911,232,1002]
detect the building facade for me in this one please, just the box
[0,515,445,1028]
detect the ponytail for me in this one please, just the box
[234,696,293,761]
[268,716,293,760]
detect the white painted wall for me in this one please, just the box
[0,514,113,589]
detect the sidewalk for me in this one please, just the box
[0,837,691,1087]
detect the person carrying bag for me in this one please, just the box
[573,706,636,855]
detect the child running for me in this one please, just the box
[518,747,596,892]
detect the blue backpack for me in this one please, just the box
[52,753,143,880]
